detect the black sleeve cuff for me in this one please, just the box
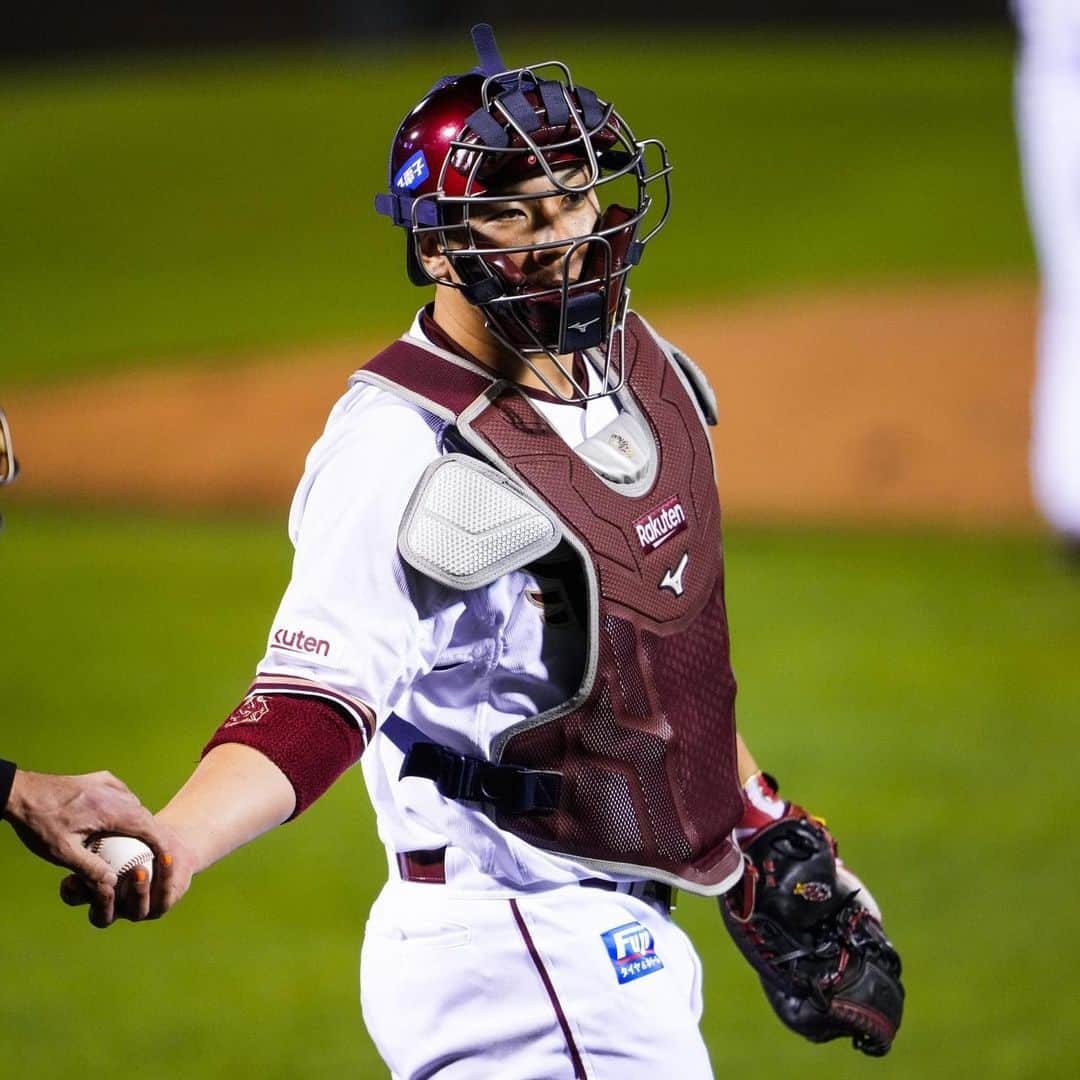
[0,759,17,816]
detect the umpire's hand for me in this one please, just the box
[3,769,177,925]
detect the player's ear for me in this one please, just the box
[418,232,454,282]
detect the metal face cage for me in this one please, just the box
[409,61,672,403]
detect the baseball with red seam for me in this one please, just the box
[86,835,154,883]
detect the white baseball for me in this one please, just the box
[87,835,155,883]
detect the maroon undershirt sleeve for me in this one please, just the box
[203,693,365,820]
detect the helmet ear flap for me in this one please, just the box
[405,231,430,287]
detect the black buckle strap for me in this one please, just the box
[400,741,562,816]
[374,192,439,228]
[461,275,505,305]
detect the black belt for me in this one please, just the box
[580,876,676,911]
[396,848,448,884]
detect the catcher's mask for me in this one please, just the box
[375,23,672,402]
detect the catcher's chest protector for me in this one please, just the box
[361,315,743,892]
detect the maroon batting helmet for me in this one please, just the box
[375,24,671,401]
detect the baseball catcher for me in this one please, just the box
[721,772,904,1055]
[59,23,905,1077]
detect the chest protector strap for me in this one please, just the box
[354,316,744,895]
[383,714,562,816]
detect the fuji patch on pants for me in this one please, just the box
[602,921,665,984]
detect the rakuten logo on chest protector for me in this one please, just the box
[634,496,687,552]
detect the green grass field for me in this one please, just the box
[2,26,1074,1079]
[2,510,1077,1077]
[1,29,1030,386]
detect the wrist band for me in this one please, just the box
[203,694,364,821]
[736,769,789,841]
[0,759,17,816]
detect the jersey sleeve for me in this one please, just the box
[254,383,463,729]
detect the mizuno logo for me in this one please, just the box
[659,552,689,597]
[568,317,600,334]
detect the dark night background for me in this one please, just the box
[5,1,1011,63]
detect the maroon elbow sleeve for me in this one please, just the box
[203,693,365,819]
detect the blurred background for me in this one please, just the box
[3,2,1078,1078]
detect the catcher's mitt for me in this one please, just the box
[720,809,904,1056]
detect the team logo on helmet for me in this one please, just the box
[394,150,430,192]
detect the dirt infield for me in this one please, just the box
[5,279,1040,526]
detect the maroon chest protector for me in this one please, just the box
[363,314,743,892]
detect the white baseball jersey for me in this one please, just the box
[255,312,639,893]
[256,313,716,1078]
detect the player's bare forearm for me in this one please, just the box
[156,742,296,874]
[61,743,295,928]
[735,733,760,786]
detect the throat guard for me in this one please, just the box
[354,315,743,895]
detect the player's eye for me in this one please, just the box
[482,205,526,223]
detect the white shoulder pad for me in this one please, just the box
[398,454,562,590]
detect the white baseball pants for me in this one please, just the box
[360,878,714,1079]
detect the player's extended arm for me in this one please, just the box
[62,687,366,927]
[167,734,753,877]
[158,742,296,871]
[61,744,295,927]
